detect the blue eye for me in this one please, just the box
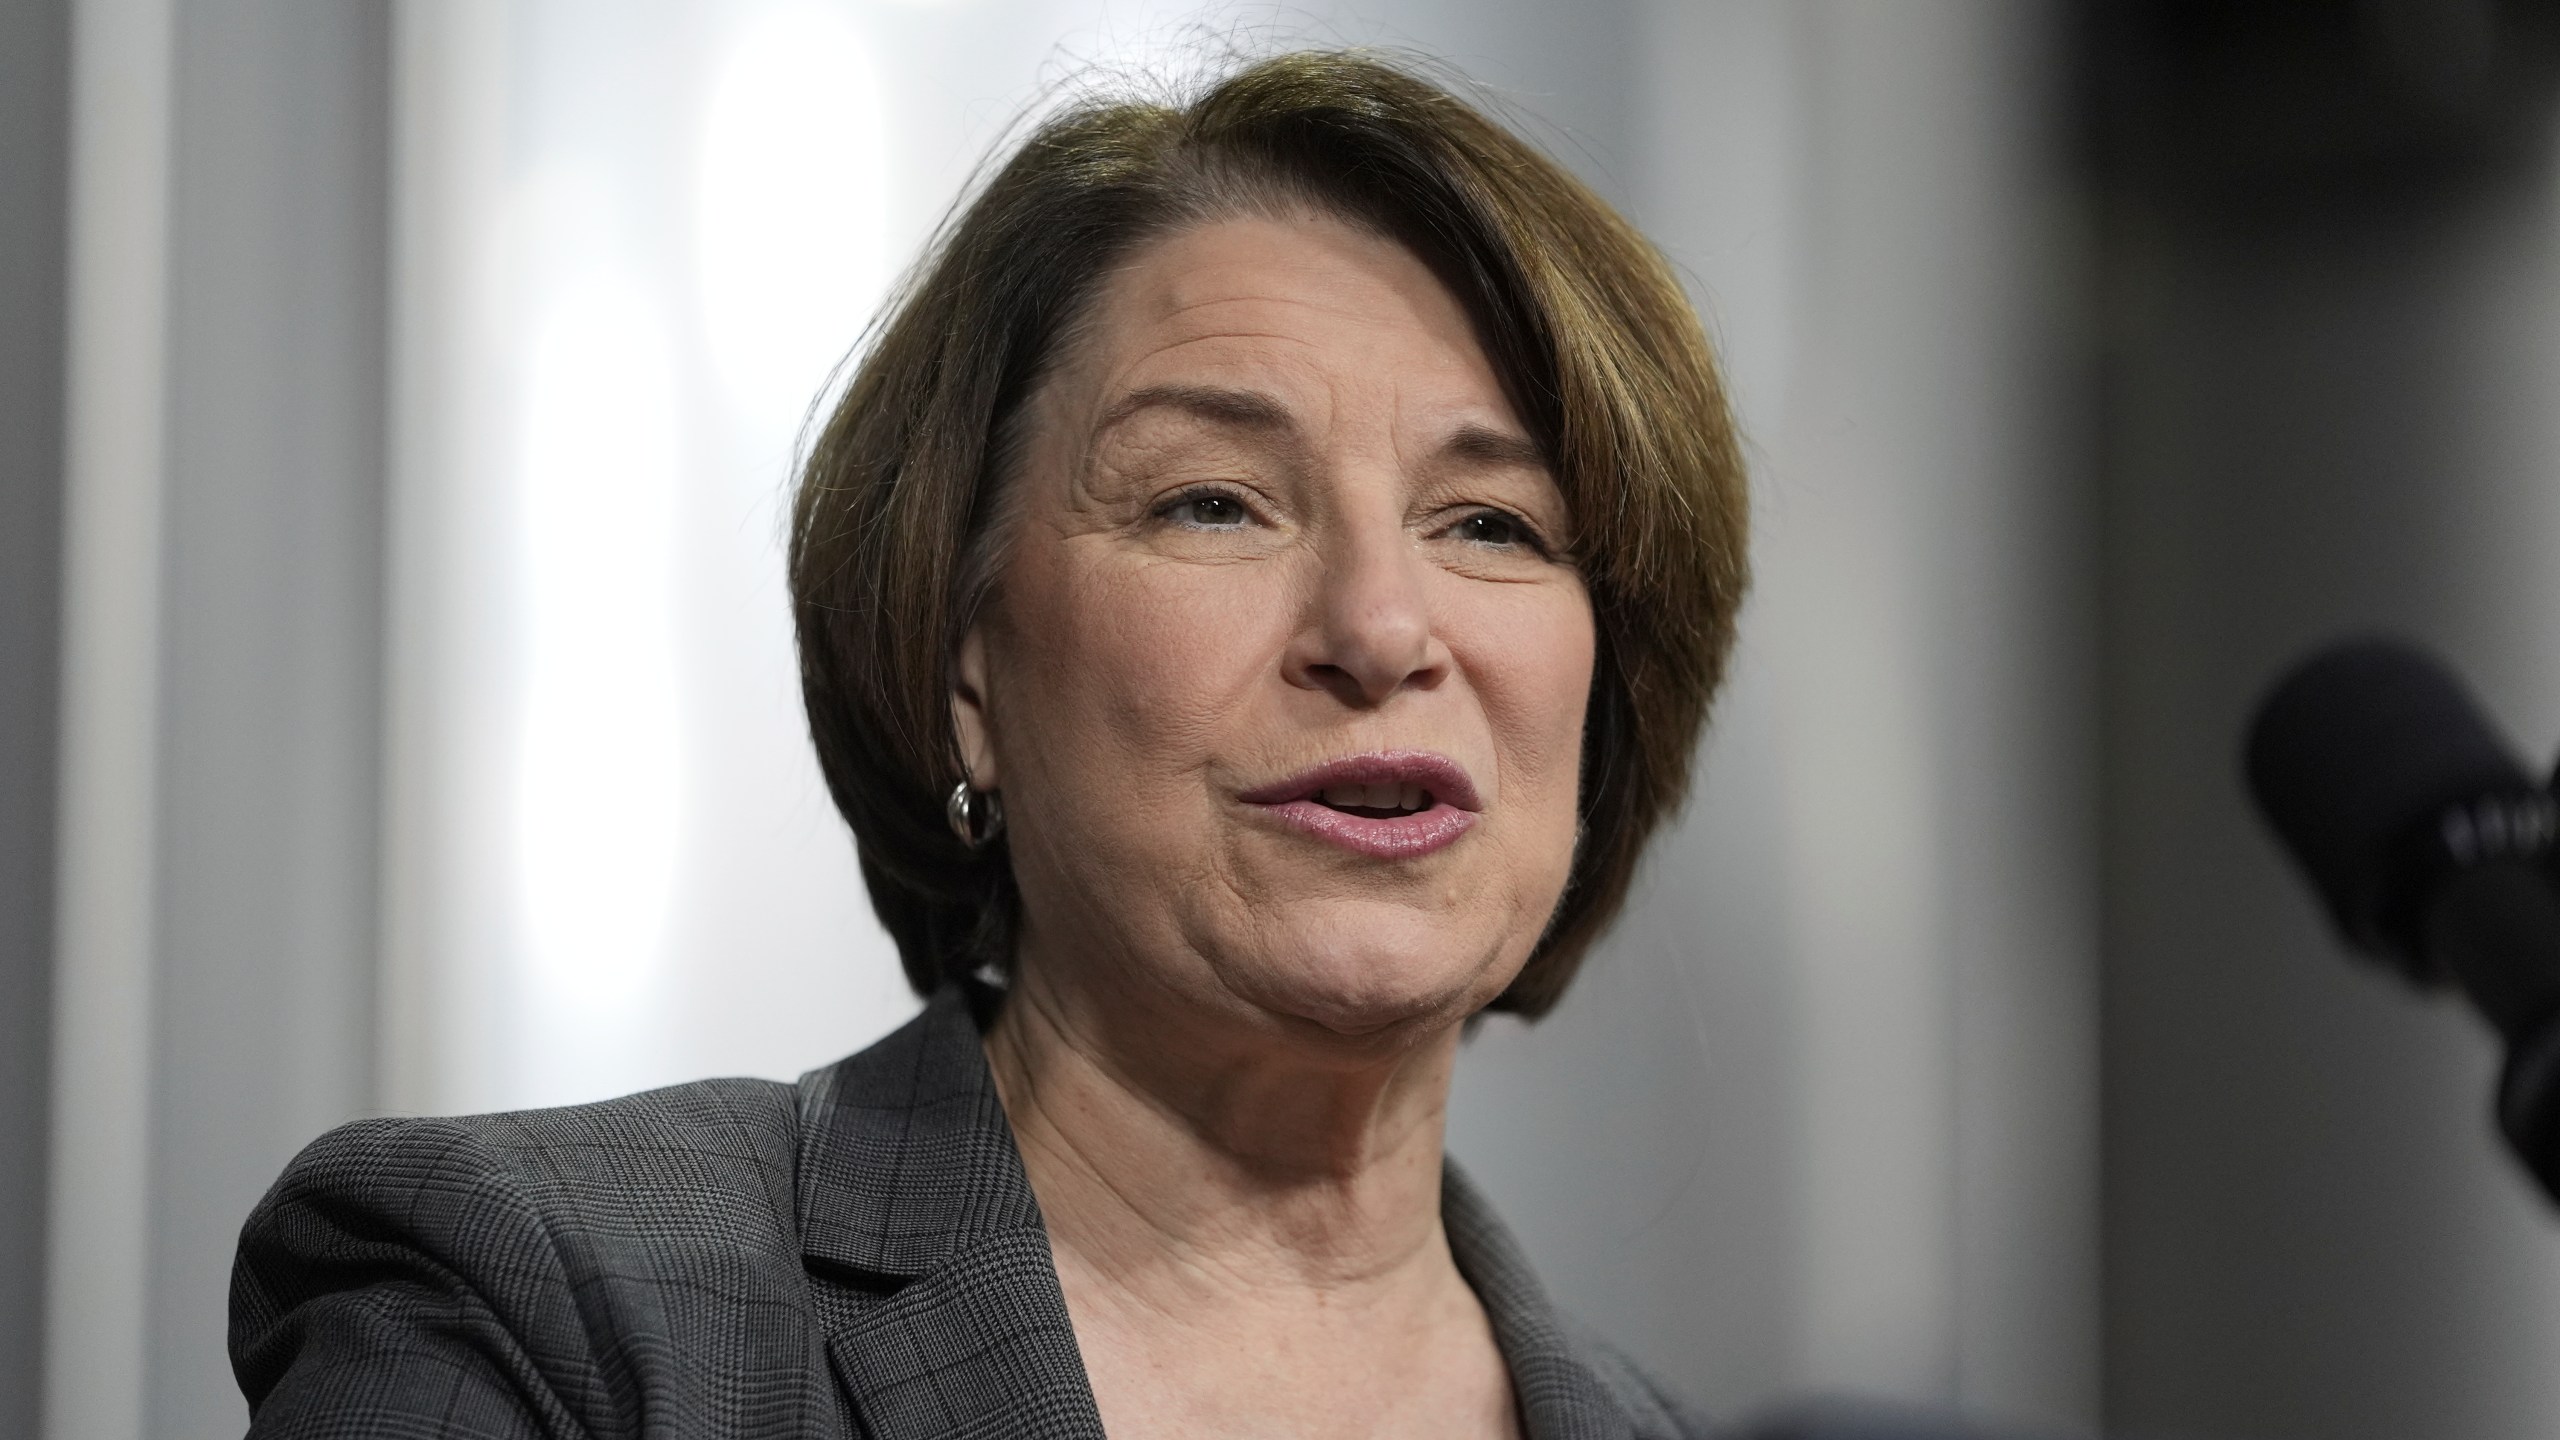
[1166,492,1248,528]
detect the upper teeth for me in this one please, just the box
[1321,783,1426,811]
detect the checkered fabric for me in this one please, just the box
[231,984,1714,1438]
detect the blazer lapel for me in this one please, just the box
[795,985,1105,1440]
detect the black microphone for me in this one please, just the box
[2243,637,2560,1205]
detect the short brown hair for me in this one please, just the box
[789,51,1747,1018]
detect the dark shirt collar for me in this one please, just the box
[794,983,1636,1440]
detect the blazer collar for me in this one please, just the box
[796,981,1037,1280]
[795,982,1104,1437]
[794,983,1634,1440]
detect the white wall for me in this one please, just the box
[384,0,921,1120]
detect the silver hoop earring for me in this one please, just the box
[946,781,1003,849]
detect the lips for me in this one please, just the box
[1238,750,1481,859]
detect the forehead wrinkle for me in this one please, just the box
[1101,326,1332,384]
[1154,283,1412,324]
[1148,294,1449,362]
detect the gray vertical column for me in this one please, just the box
[1771,3,2097,1421]
[0,2,72,1437]
[142,3,394,1432]
[1457,1,2099,1428]
[41,0,395,1427]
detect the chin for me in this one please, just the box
[1214,903,1524,1041]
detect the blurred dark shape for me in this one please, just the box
[2243,637,2546,979]
[2245,639,2560,1204]
[2083,0,2560,210]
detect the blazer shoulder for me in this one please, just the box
[249,1074,807,1285]
[234,1077,827,1437]
[1568,1321,1721,1440]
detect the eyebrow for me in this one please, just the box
[1440,422,1547,471]
[1091,383,1548,471]
[1093,383,1293,438]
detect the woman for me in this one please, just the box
[232,51,1746,1439]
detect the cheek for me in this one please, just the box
[995,546,1286,798]
[1451,582,1596,835]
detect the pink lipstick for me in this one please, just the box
[1238,750,1481,859]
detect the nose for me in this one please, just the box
[1284,506,1446,706]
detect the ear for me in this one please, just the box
[950,623,1001,790]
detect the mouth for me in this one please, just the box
[1237,751,1481,859]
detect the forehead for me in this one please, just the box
[1067,212,1509,407]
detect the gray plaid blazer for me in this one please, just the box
[232,983,1713,1438]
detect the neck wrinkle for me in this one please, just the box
[984,953,1465,1302]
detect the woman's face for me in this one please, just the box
[956,212,1594,1041]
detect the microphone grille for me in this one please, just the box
[2243,637,2532,963]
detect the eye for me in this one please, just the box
[1445,508,1546,554]
[1159,489,1251,529]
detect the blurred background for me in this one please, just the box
[7,0,2560,1436]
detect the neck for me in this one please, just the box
[981,945,1522,1440]
[982,951,1465,1303]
